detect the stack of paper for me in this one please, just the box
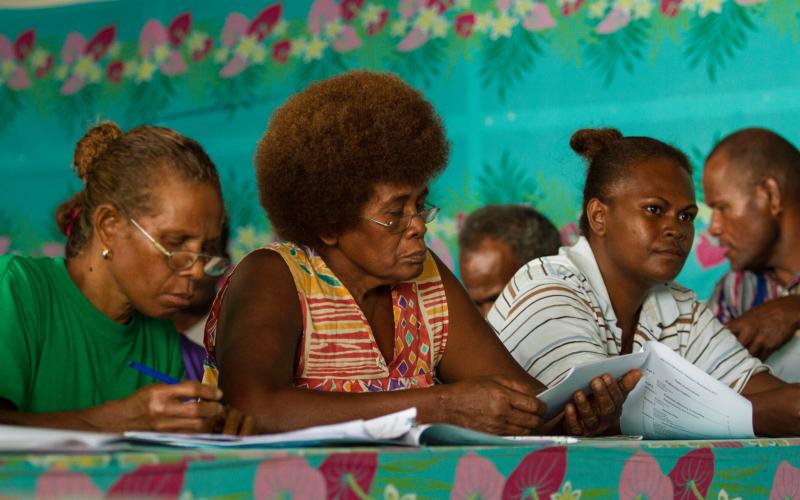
[537,341,755,439]
[124,408,568,448]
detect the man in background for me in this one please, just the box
[703,128,800,381]
[458,204,561,317]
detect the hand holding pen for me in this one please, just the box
[123,361,253,435]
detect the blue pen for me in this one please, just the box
[128,360,180,385]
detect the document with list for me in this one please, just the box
[620,341,755,439]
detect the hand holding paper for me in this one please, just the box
[562,369,641,436]
[538,341,755,439]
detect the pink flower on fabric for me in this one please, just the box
[398,0,428,19]
[59,25,116,95]
[430,0,454,14]
[770,461,800,500]
[107,462,187,498]
[455,13,476,37]
[308,0,362,53]
[219,3,283,77]
[668,448,714,500]
[253,456,327,499]
[595,7,631,34]
[13,29,35,61]
[192,37,213,62]
[0,236,9,255]
[451,452,505,500]
[561,0,585,16]
[319,452,378,500]
[34,53,54,78]
[35,470,103,499]
[341,0,365,22]
[0,29,38,90]
[660,0,682,17]
[367,10,390,36]
[106,60,124,83]
[167,12,192,47]
[523,3,556,32]
[272,39,291,63]
[138,13,191,78]
[695,232,727,269]
[502,447,567,500]
[397,28,429,52]
[618,450,673,500]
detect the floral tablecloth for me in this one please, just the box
[1,438,799,498]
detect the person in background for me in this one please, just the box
[173,221,230,380]
[458,204,561,317]
[0,122,249,434]
[203,71,638,437]
[703,128,800,381]
[489,127,800,436]
[175,220,230,346]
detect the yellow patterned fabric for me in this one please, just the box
[203,242,449,392]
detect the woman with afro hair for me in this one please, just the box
[202,71,635,435]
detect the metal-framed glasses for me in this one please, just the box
[364,203,440,234]
[129,218,230,277]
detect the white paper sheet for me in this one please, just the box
[537,351,648,420]
[0,425,122,452]
[125,408,418,448]
[620,341,755,439]
[764,333,800,383]
[125,408,574,448]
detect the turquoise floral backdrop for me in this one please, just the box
[1,0,798,298]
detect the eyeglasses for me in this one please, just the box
[129,218,230,277]
[364,203,440,234]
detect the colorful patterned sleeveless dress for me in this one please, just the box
[202,242,449,392]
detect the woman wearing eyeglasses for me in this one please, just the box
[0,122,250,434]
[203,71,636,436]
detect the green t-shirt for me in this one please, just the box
[0,255,185,413]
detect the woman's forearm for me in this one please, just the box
[234,385,450,434]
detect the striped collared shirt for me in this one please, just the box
[709,270,800,324]
[487,237,766,392]
[708,269,800,382]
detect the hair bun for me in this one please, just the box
[73,121,122,181]
[570,128,623,162]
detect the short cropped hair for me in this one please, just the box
[707,128,800,196]
[459,204,561,266]
[255,70,449,247]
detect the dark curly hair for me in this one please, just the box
[255,70,449,247]
[55,121,221,258]
[570,128,691,235]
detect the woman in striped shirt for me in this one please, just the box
[202,72,633,436]
[489,128,800,436]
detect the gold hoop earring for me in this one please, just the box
[101,249,111,260]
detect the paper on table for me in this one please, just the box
[537,351,648,420]
[0,425,123,453]
[621,341,755,439]
[125,408,575,448]
[125,407,417,448]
